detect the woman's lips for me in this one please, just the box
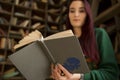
[73,19,80,21]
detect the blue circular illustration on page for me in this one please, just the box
[63,57,80,72]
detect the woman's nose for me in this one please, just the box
[74,11,79,17]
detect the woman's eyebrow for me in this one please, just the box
[79,7,85,9]
[70,7,85,9]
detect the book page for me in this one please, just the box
[14,30,43,49]
[44,30,74,40]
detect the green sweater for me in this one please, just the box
[84,28,119,80]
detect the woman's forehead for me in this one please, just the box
[69,1,85,9]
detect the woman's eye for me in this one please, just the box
[70,10,75,13]
[79,10,85,13]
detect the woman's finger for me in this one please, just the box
[51,63,55,71]
[55,68,61,78]
[51,64,56,79]
[52,66,62,80]
[57,64,72,77]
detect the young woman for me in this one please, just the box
[51,0,119,80]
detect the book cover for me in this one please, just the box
[31,23,41,29]
[19,20,29,27]
[15,0,19,5]
[8,30,90,80]
[11,17,17,25]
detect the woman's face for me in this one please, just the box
[69,0,87,28]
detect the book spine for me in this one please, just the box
[37,41,57,64]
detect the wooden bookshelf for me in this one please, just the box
[0,0,67,79]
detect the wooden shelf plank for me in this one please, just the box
[94,2,120,26]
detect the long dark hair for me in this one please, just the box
[66,0,99,64]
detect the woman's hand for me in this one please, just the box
[51,63,81,80]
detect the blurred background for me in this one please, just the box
[0,0,120,80]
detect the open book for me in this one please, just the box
[9,30,90,80]
[13,30,74,50]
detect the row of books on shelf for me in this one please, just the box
[0,37,16,49]
[10,29,31,38]
[0,3,66,14]
[15,0,46,8]
[11,19,45,30]
[0,0,66,14]
[0,0,46,10]
[0,67,21,79]
[14,11,31,18]
[1,0,66,5]
[0,17,9,24]
[0,38,7,49]
[0,37,17,79]
[0,14,62,25]
[14,14,62,23]
[0,27,27,37]
[0,11,65,24]
[0,17,45,29]
[14,0,66,6]
[0,54,4,62]
[0,18,61,31]
[0,9,44,20]
[1,2,66,15]
[0,30,33,49]
[17,1,45,10]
